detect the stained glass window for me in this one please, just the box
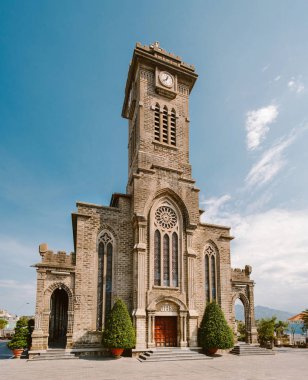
[205,254,210,302]
[163,234,170,286]
[153,203,180,288]
[205,245,217,302]
[105,243,113,316]
[211,255,216,301]
[97,242,104,330]
[97,231,113,330]
[154,230,161,286]
[172,232,178,287]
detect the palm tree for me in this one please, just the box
[274,320,288,339]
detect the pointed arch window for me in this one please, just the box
[97,231,114,330]
[153,204,180,288]
[153,104,177,146]
[204,245,217,302]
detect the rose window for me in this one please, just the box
[155,206,177,229]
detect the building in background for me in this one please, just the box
[0,309,18,338]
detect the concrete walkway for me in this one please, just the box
[1,348,308,380]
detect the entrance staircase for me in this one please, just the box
[29,349,78,361]
[138,348,212,362]
[230,344,275,356]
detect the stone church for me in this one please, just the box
[31,42,257,355]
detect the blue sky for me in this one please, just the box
[1,1,308,316]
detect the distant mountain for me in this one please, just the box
[235,305,294,321]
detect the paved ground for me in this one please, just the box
[1,348,308,380]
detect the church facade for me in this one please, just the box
[31,42,257,354]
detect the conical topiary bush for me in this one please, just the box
[102,299,136,356]
[198,301,234,353]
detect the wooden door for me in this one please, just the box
[155,316,177,347]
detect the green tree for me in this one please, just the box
[0,318,8,330]
[198,302,234,351]
[236,320,246,341]
[257,317,276,347]
[102,299,136,349]
[7,317,30,350]
[302,309,308,330]
[274,320,288,339]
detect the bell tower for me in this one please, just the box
[122,43,201,350]
[122,42,198,195]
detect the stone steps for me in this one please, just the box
[230,344,275,356]
[139,348,212,362]
[30,349,78,361]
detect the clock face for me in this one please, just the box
[159,71,174,88]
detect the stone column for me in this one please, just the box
[179,311,188,347]
[31,269,46,351]
[186,229,199,347]
[66,311,74,349]
[132,215,147,350]
[147,312,156,348]
[248,283,258,343]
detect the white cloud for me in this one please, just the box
[202,202,308,311]
[231,209,308,311]
[288,77,305,94]
[262,65,270,72]
[201,194,231,222]
[274,75,281,81]
[245,130,296,188]
[245,105,278,150]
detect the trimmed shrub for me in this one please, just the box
[198,302,234,350]
[102,299,136,349]
[7,317,30,350]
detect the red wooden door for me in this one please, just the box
[155,316,177,347]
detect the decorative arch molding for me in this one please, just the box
[203,239,219,256]
[147,295,188,312]
[44,282,73,311]
[97,225,117,245]
[231,291,250,311]
[144,188,191,228]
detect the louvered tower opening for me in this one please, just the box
[170,109,176,146]
[162,107,168,143]
[154,104,160,141]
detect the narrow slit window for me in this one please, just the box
[163,234,170,286]
[172,232,178,287]
[205,255,210,302]
[154,230,161,286]
[211,255,216,301]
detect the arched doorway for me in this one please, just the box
[235,298,247,342]
[48,288,68,348]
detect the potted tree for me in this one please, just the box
[102,299,136,358]
[7,317,29,359]
[198,301,234,355]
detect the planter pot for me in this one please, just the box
[206,348,218,355]
[12,348,24,359]
[110,348,124,358]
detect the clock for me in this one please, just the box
[159,71,174,88]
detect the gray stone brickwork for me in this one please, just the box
[30,42,257,356]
